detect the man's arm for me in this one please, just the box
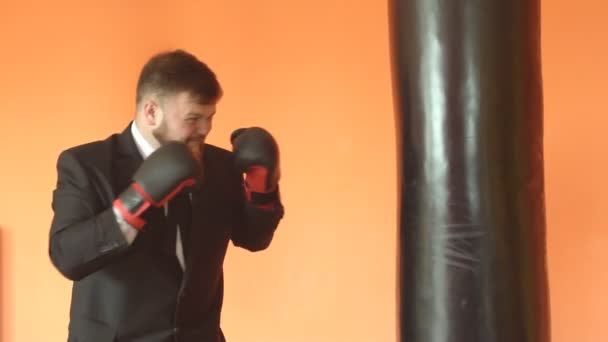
[231,188,284,251]
[228,127,285,251]
[49,150,132,281]
[49,141,201,280]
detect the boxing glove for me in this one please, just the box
[113,141,201,229]
[231,127,280,206]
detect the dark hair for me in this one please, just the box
[136,49,222,106]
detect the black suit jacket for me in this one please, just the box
[49,124,284,342]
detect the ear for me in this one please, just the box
[142,99,163,129]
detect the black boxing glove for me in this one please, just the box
[231,127,280,208]
[113,141,201,229]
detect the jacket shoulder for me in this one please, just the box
[54,134,125,193]
[204,143,236,167]
[58,133,121,164]
[203,143,240,185]
[204,143,232,159]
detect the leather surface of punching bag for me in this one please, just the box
[389,1,550,341]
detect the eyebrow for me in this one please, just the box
[187,111,216,118]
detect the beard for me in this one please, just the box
[152,120,205,164]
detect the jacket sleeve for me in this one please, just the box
[49,150,131,281]
[230,181,285,252]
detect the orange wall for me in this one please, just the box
[0,1,605,341]
[542,0,608,340]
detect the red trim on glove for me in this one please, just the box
[244,166,274,192]
[113,198,148,230]
[114,178,198,229]
[243,166,277,210]
[132,178,197,207]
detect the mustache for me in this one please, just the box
[186,135,205,144]
[186,137,205,161]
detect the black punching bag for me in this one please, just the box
[389,1,550,341]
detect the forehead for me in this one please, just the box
[172,91,216,115]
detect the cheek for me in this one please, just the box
[186,122,200,137]
[166,121,191,141]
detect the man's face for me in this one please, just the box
[151,91,216,161]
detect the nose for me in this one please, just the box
[196,119,212,137]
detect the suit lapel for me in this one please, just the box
[114,123,143,192]
[185,145,214,269]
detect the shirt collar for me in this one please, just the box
[130,121,157,159]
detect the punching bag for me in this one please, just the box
[389,1,550,341]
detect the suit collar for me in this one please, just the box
[116,122,144,162]
[130,120,157,159]
[114,122,143,192]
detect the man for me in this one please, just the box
[49,49,284,342]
